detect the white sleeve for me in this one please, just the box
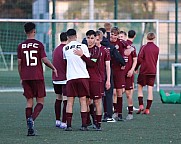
[82,44,90,58]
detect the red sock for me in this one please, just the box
[62,100,67,123]
[32,103,43,121]
[116,97,123,114]
[96,115,102,128]
[138,96,143,106]
[146,100,152,109]
[128,106,133,114]
[55,99,62,120]
[66,113,73,128]
[25,107,32,120]
[81,112,88,127]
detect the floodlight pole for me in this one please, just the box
[175,0,178,85]
[114,0,118,26]
[52,0,56,50]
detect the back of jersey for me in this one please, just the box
[63,41,90,81]
[17,39,46,80]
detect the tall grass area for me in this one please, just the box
[0,91,181,144]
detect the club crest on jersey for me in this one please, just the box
[115,45,119,49]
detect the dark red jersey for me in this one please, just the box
[87,46,102,82]
[52,44,66,81]
[98,45,111,81]
[17,39,46,80]
[124,40,137,73]
[110,39,127,70]
[135,42,159,75]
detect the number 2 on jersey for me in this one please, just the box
[23,50,38,66]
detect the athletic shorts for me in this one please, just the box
[22,80,46,99]
[53,84,67,96]
[89,81,102,100]
[125,76,134,90]
[113,70,125,89]
[137,74,156,87]
[66,78,89,97]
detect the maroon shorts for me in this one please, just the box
[89,81,102,100]
[53,84,67,96]
[66,78,89,97]
[137,74,156,87]
[22,80,46,99]
[113,70,125,89]
[125,76,134,90]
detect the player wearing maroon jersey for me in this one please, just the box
[124,30,137,120]
[17,22,57,136]
[52,32,67,129]
[110,27,128,121]
[135,32,159,115]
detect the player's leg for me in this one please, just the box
[113,89,117,113]
[61,95,67,129]
[115,88,124,121]
[94,98,102,130]
[125,89,133,120]
[137,84,144,114]
[79,96,88,130]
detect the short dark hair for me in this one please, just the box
[147,32,155,40]
[86,30,96,37]
[128,30,136,38]
[120,30,127,36]
[66,29,76,37]
[60,32,67,42]
[98,28,106,34]
[24,22,36,34]
[111,26,120,35]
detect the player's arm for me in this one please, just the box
[73,48,96,67]
[127,57,137,77]
[135,46,144,71]
[111,45,126,66]
[42,57,58,77]
[105,60,111,90]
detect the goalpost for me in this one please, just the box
[0,19,159,91]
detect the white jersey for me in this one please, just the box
[63,41,90,81]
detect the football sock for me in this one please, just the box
[81,112,88,127]
[96,115,102,128]
[146,100,152,109]
[25,107,32,120]
[55,99,62,121]
[128,106,133,114]
[89,103,96,124]
[62,100,67,123]
[66,113,73,128]
[86,112,91,125]
[32,103,43,121]
[138,96,144,106]
[116,97,123,114]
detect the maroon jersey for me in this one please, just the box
[87,46,102,82]
[124,40,137,73]
[52,44,66,81]
[110,39,127,70]
[135,42,159,75]
[17,39,46,80]
[98,45,111,81]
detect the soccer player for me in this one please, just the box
[110,26,129,121]
[135,32,159,115]
[74,30,107,130]
[63,29,90,131]
[17,22,57,136]
[119,30,127,41]
[124,30,137,120]
[52,32,68,129]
